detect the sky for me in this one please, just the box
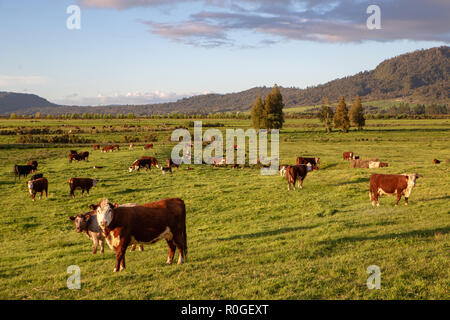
[0,0,448,106]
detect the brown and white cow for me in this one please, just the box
[166,158,180,170]
[102,145,114,153]
[369,173,422,207]
[112,144,120,151]
[433,159,441,164]
[140,156,159,168]
[27,177,48,201]
[129,158,152,172]
[286,164,312,190]
[369,161,389,168]
[143,143,153,150]
[70,211,106,254]
[279,165,288,177]
[343,152,354,160]
[95,198,187,272]
[69,178,97,198]
[296,157,320,170]
[93,144,100,150]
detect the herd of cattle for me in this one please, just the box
[12,143,444,272]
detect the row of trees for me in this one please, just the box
[319,95,365,133]
[250,84,285,130]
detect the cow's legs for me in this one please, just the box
[92,238,99,254]
[114,238,130,272]
[166,239,176,265]
[395,192,402,206]
[404,197,409,206]
[298,179,303,189]
[39,191,43,200]
[45,189,48,198]
[100,239,104,253]
[173,234,186,265]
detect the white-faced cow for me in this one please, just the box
[369,173,422,207]
[95,198,187,272]
[27,177,48,201]
[286,164,312,190]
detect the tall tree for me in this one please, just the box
[334,96,350,133]
[250,93,265,130]
[264,84,285,129]
[349,94,365,130]
[318,97,334,133]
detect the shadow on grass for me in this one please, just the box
[317,227,450,246]
[421,195,450,202]
[217,224,320,241]
[333,177,371,186]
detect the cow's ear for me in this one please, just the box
[69,216,75,221]
[114,203,119,208]
[89,204,98,211]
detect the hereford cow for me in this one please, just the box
[140,156,159,168]
[113,145,120,151]
[143,143,153,150]
[79,151,89,161]
[369,173,422,207]
[279,165,288,177]
[286,164,312,190]
[27,177,48,201]
[129,158,153,172]
[14,164,36,181]
[70,211,105,254]
[95,198,187,272]
[296,157,320,170]
[343,152,354,160]
[93,144,100,150]
[161,166,172,175]
[166,158,180,170]
[369,161,389,168]
[102,145,114,153]
[69,152,87,163]
[69,150,78,157]
[69,178,97,198]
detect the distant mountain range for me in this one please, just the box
[1,46,448,115]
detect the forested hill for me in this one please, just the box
[1,46,448,115]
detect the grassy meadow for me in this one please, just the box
[0,118,449,299]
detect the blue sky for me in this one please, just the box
[0,0,448,106]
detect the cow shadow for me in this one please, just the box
[333,177,370,186]
[420,195,450,202]
[217,224,320,241]
[317,227,449,246]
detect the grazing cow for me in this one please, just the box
[279,165,288,177]
[70,212,106,254]
[69,178,97,198]
[69,150,78,157]
[30,173,43,181]
[14,164,36,180]
[140,156,159,168]
[69,153,84,163]
[433,159,441,164]
[286,164,312,190]
[102,145,114,153]
[93,166,104,169]
[27,160,38,169]
[113,145,120,151]
[369,161,389,168]
[27,177,48,201]
[79,151,89,161]
[93,144,100,150]
[369,173,422,207]
[210,157,226,166]
[129,158,153,172]
[166,158,180,170]
[129,143,134,150]
[343,152,354,160]
[95,198,187,272]
[143,143,153,150]
[296,157,320,170]
[350,158,379,168]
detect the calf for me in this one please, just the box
[296,157,320,170]
[95,198,187,272]
[286,164,312,190]
[343,152,354,160]
[369,173,422,207]
[279,165,288,177]
[70,212,105,254]
[166,158,180,170]
[143,143,153,150]
[129,159,152,172]
[27,177,48,201]
[69,178,97,198]
[14,164,36,180]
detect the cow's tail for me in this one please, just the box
[183,220,187,261]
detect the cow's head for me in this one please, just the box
[129,160,139,172]
[27,181,34,194]
[92,179,98,187]
[404,174,422,197]
[96,199,115,229]
[69,212,91,233]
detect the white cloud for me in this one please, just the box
[0,75,47,86]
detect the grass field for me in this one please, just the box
[0,118,449,299]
